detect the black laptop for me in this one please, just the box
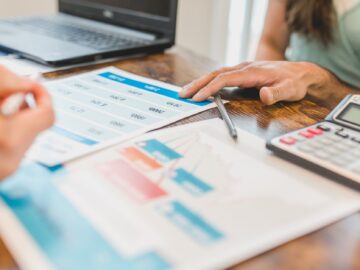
[0,0,178,66]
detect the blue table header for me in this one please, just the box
[99,72,212,107]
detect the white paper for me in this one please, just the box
[0,54,53,76]
[65,119,360,270]
[26,66,216,166]
[2,119,358,270]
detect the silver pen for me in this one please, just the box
[214,94,238,140]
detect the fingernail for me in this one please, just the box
[192,92,204,102]
[179,89,187,97]
[264,88,274,105]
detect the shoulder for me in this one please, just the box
[334,0,360,16]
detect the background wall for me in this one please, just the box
[0,0,57,16]
[177,0,231,63]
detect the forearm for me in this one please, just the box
[256,41,287,61]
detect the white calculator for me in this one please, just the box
[267,94,360,190]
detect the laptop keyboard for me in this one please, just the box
[5,18,150,51]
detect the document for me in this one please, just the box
[1,119,359,270]
[26,67,214,166]
[0,52,54,76]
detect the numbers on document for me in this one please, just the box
[148,107,165,114]
[166,101,182,108]
[109,94,126,102]
[91,99,108,107]
[71,82,90,90]
[128,90,143,96]
[88,128,103,136]
[70,105,85,114]
[91,78,108,86]
[110,120,124,128]
[55,87,72,96]
[131,113,146,121]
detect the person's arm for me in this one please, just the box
[0,66,55,180]
[256,0,290,60]
[179,0,356,105]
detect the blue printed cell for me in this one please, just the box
[99,72,212,107]
[52,126,98,146]
[171,168,213,196]
[158,201,224,245]
[0,163,171,270]
[137,139,182,163]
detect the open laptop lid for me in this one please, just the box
[59,0,178,39]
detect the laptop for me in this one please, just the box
[0,0,178,66]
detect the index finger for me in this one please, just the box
[180,63,251,98]
[191,67,277,102]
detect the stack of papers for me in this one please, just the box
[1,119,359,270]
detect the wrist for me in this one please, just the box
[299,61,349,92]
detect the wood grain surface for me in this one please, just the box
[0,47,359,270]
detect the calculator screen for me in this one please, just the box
[338,103,360,126]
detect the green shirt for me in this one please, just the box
[287,1,360,88]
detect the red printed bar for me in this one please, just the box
[120,147,162,171]
[98,159,167,202]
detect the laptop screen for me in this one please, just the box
[59,0,177,37]
[79,0,171,19]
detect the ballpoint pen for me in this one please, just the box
[214,94,238,140]
[0,73,40,116]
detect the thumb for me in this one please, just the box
[259,83,296,105]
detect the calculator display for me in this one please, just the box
[337,103,360,126]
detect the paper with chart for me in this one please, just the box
[1,119,359,270]
[26,67,214,166]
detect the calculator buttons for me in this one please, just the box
[306,141,326,149]
[313,151,332,159]
[280,137,297,145]
[324,147,342,155]
[335,131,349,138]
[315,137,334,146]
[352,148,360,157]
[343,139,359,148]
[344,153,360,162]
[299,131,314,139]
[272,122,360,184]
[333,143,351,152]
[292,135,307,142]
[326,134,342,142]
[331,158,349,167]
[307,128,323,136]
[297,144,315,153]
[317,124,331,132]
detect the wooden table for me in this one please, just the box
[0,48,359,270]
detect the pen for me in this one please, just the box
[214,94,238,140]
[0,73,40,116]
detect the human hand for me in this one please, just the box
[180,61,334,105]
[0,66,55,179]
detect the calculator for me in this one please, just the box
[266,94,360,191]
